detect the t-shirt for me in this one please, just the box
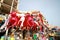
[49,37,54,40]
[33,34,37,40]
[10,37,15,40]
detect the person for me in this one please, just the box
[33,33,37,40]
[42,35,46,40]
[10,32,15,40]
[46,35,49,40]
[24,31,32,40]
[0,36,5,40]
[4,11,20,40]
[7,11,19,29]
[0,19,6,38]
[38,34,42,40]
[23,29,28,39]
[49,36,54,40]
[0,20,5,27]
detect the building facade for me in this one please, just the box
[0,0,18,14]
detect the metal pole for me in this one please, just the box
[10,0,14,13]
[5,0,14,40]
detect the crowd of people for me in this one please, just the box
[0,10,60,40]
[0,27,58,40]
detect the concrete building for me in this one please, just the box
[0,0,18,14]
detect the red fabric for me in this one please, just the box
[23,13,33,27]
[18,21,22,27]
[42,35,44,38]
[7,12,19,29]
[17,13,38,30]
[9,17,17,24]
[38,14,43,32]
[39,24,43,32]
[17,17,21,27]
[23,13,36,30]
[27,17,34,27]
[39,14,43,24]
[32,22,37,31]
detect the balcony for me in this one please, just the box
[3,0,18,6]
[1,3,17,14]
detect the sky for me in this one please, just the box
[18,0,60,26]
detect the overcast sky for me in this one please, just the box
[18,0,60,26]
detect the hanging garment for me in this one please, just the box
[18,14,25,27]
[23,13,34,29]
[7,11,19,29]
[38,13,43,32]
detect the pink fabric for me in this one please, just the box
[42,37,46,40]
